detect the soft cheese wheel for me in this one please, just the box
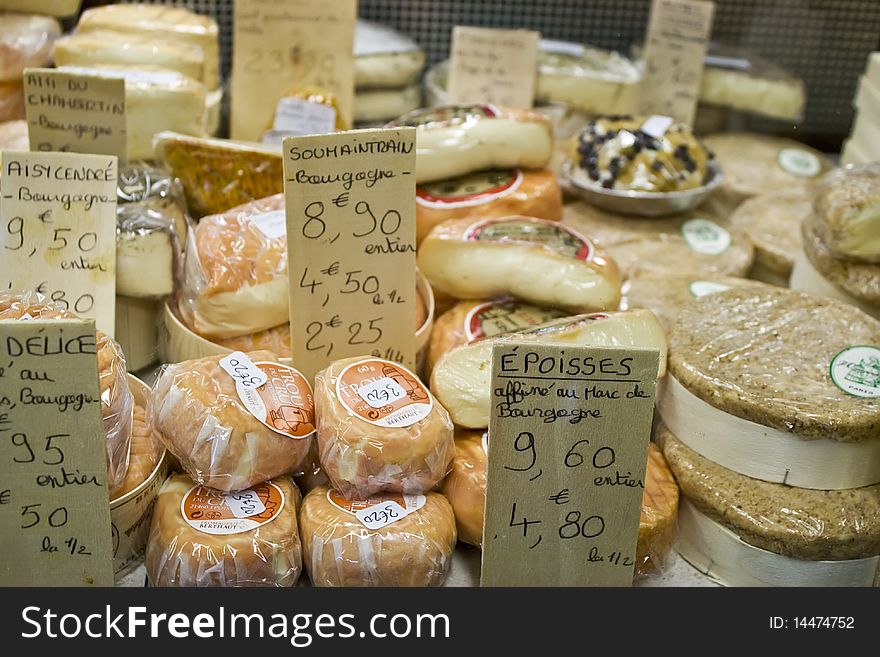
[668,287,880,441]
[563,201,753,279]
[702,132,832,211]
[388,105,553,183]
[354,20,425,89]
[76,4,220,90]
[621,274,770,331]
[0,14,60,81]
[801,212,880,307]
[415,168,563,245]
[658,425,880,561]
[315,357,454,498]
[155,132,283,219]
[812,164,880,263]
[180,194,287,339]
[116,202,179,299]
[426,298,568,376]
[146,473,302,586]
[431,309,667,428]
[109,404,163,500]
[0,292,134,491]
[150,351,314,492]
[729,185,812,281]
[299,485,455,587]
[418,216,621,312]
[439,429,487,547]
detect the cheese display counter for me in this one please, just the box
[0,0,878,591]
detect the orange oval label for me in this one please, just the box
[233,361,315,439]
[335,358,432,428]
[181,481,285,535]
[326,489,426,515]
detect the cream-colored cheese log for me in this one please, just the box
[54,30,206,87]
[116,231,174,298]
[314,357,455,498]
[430,309,667,428]
[58,65,206,161]
[76,4,219,90]
[146,474,302,587]
[389,105,553,183]
[813,164,880,263]
[150,351,314,492]
[300,486,455,587]
[418,216,621,312]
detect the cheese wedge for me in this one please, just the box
[314,357,455,498]
[155,132,283,219]
[430,309,667,428]
[418,216,621,312]
[388,105,553,183]
[300,486,455,587]
[76,4,219,91]
[54,30,208,88]
[0,13,60,82]
[116,199,182,299]
[146,474,302,587]
[416,168,563,245]
[58,65,206,161]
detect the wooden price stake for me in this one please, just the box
[23,68,127,161]
[0,0,80,16]
[0,151,118,336]
[447,26,540,108]
[481,344,659,587]
[282,128,418,381]
[231,0,357,142]
[638,0,716,125]
[0,319,114,586]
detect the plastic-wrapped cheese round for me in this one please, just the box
[426,298,568,376]
[418,216,621,312]
[431,309,667,428]
[315,357,454,498]
[812,163,880,264]
[150,350,314,492]
[145,473,302,587]
[439,429,487,547]
[415,168,563,245]
[299,485,455,587]
[387,105,553,183]
[563,201,753,279]
[0,291,134,492]
[109,404,163,500]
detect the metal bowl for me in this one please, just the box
[561,160,724,217]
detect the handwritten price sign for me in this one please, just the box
[0,319,114,586]
[481,344,658,587]
[231,0,356,140]
[282,128,417,380]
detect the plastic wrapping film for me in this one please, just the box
[179,193,287,339]
[0,13,60,82]
[439,430,678,577]
[354,19,425,89]
[811,163,880,264]
[667,287,880,442]
[430,309,668,429]
[109,403,163,500]
[426,298,568,377]
[701,132,832,212]
[0,291,134,491]
[0,79,24,122]
[728,185,812,280]
[562,201,753,279]
[386,105,553,183]
[417,216,622,312]
[567,116,713,193]
[415,168,563,245]
[314,356,455,499]
[154,132,284,219]
[149,350,314,492]
[0,119,27,150]
[801,211,880,306]
[146,473,302,587]
[299,485,455,587]
[658,425,880,561]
